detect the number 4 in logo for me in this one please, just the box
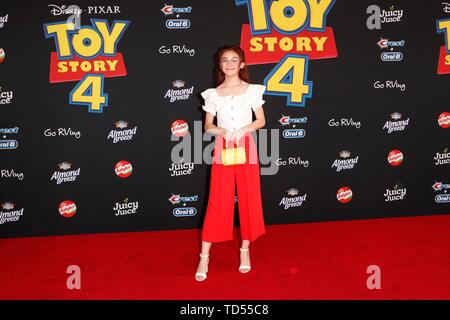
[264,54,313,107]
[69,74,109,113]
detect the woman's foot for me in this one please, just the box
[239,248,251,273]
[195,254,209,281]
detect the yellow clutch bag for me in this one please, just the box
[221,138,246,166]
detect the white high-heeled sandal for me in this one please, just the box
[195,254,209,281]
[239,248,251,273]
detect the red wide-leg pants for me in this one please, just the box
[202,133,266,243]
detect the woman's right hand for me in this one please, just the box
[220,127,233,141]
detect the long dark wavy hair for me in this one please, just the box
[214,45,250,87]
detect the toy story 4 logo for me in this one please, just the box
[43,18,130,113]
[437,18,450,74]
[235,0,338,107]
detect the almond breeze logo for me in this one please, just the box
[331,150,359,172]
[0,14,8,29]
[161,4,192,29]
[383,112,410,133]
[107,121,137,143]
[51,162,81,184]
[165,80,194,102]
[279,188,307,210]
[0,202,24,224]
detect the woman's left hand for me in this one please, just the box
[231,128,246,142]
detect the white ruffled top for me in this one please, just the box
[201,84,266,133]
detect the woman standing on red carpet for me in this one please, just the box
[195,45,266,281]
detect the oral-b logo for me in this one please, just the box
[282,129,306,138]
[166,19,191,29]
[173,207,197,217]
[435,194,450,203]
[0,127,19,150]
[381,52,403,61]
[0,140,17,149]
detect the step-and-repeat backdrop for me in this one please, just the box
[0,0,449,238]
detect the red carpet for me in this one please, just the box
[1,214,450,300]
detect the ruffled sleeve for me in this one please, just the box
[200,88,217,116]
[250,84,266,111]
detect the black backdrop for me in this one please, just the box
[0,0,449,238]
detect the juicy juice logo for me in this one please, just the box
[43,19,130,113]
[236,0,337,107]
[437,18,450,74]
